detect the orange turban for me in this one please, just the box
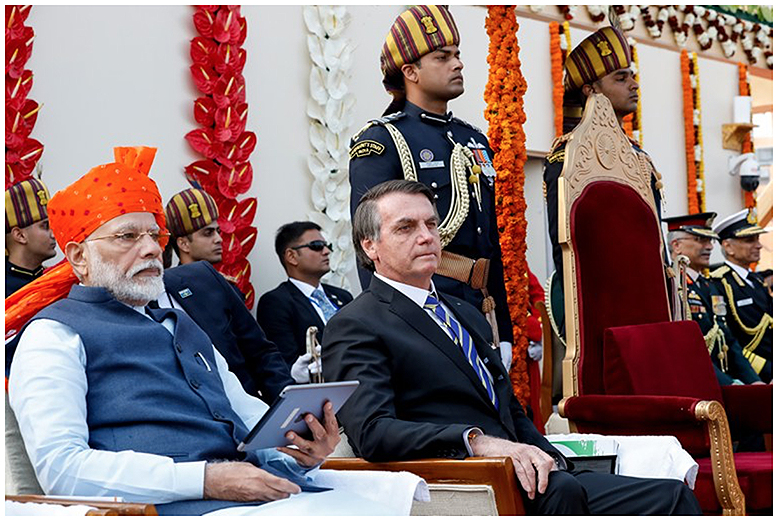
[5,146,168,340]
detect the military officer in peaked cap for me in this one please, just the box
[349,5,513,362]
[665,212,763,385]
[543,26,668,342]
[710,209,772,382]
[5,178,56,297]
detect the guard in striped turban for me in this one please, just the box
[164,188,221,268]
[349,6,515,351]
[542,26,666,344]
[5,177,57,296]
[5,146,168,343]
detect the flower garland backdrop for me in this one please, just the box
[738,63,756,209]
[184,5,258,309]
[304,6,355,291]
[484,5,530,405]
[5,5,44,189]
[681,50,706,213]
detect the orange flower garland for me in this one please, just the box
[549,22,564,137]
[484,5,530,406]
[681,50,702,213]
[738,63,756,208]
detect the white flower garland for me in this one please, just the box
[304,6,356,290]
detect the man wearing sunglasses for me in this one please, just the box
[257,221,353,381]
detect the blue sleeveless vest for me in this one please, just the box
[35,285,265,514]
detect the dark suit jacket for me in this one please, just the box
[164,261,293,403]
[256,281,353,367]
[322,275,563,464]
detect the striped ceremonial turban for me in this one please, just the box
[380,5,460,95]
[563,26,632,93]
[165,188,219,238]
[5,178,50,233]
[6,146,167,338]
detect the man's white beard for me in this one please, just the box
[86,246,164,305]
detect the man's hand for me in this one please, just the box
[470,435,556,500]
[203,461,301,502]
[276,401,340,468]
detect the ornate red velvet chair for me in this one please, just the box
[553,94,772,515]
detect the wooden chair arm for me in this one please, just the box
[322,456,525,515]
[5,495,158,515]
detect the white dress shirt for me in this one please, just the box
[8,301,273,504]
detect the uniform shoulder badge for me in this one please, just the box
[710,265,731,279]
[452,116,484,135]
[350,140,385,159]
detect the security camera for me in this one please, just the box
[728,153,761,192]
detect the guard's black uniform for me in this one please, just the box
[349,101,512,343]
[686,272,761,385]
[710,263,773,382]
[5,260,44,298]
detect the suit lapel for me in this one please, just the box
[370,277,498,412]
[284,282,325,331]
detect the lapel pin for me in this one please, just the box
[179,288,193,299]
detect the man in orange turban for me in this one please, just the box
[6,148,348,515]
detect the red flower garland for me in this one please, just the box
[738,63,756,209]
[5,5,43,189]
[185,5,258,308]
[484,5,530,406]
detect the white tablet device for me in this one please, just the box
[237,380,359,452]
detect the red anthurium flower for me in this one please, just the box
[213,7,241,44]
[231,131,256,163]
[217,161,253,198]
[219,230,244,265]
[214,43,240,74]
[6,106,28,149]
[218,196,257,232]
[190,63,217,95]
[211,73,240,109]
[195,5,219,12]
[236,16,248,47]
[215,105,244,142]
[5,70,33,109]
[193,8,216,38]
[236,226,258,258]
[190,36,216,66]
[184,159,221,192]
[232,74,246,104]
[217,215,236,235]
[6,161,25,189]
[19,99,41,132]
[193,96,217,127]
[185,128,222,159]
[5,6,31,41]
[16,138,43,177]
[241,283,255,309]
[5,40,30,79]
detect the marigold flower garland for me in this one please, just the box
[738,63,756,208]
[680,50,705,213]
[184,5,258,308]
[622,45,643,147]
[5,5,44,189]
[549,22,564,137]
[484,5,530,406]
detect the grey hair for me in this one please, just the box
[666,230,689,248]
[352,180,438,271]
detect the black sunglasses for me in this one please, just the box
[291,240,332,252]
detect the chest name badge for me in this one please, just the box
[736,297,754,307]
[418,148,444,169]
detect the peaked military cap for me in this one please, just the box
[713,208,766,240]
[165,188,219,238]
[663,212,719,239]
[5,178,50,233]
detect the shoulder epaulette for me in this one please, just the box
[546,149,566,164]
[547,132,571,159]
[710,265,731,279]
[452,116,484,135]
[351,112,406,142]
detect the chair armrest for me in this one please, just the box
[721,384,773,435]
[558,395,713,454]
[322,457,525,515]
[5,495,157,515]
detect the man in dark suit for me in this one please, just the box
[323,179,700,515]
[161,260,293,403]
[257,222,352,381]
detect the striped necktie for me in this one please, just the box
[424,292,498,409]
